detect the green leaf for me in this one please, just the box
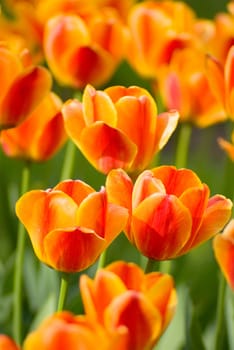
[226,287,234,350]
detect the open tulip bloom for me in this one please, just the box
[15,179,128,273]
[106,165,232,260]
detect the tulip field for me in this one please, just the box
[1,0,234,349]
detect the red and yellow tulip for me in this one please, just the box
[0,335,20,350]
[62,84,179,174]
[0,92,67,162]
[213,219,234,290]
[106,166,232,260]
[80,260,176,350]
[23,311,125,350]
[43,9,129,88]
[15,180,128,272]
[158,47,226,127]
[0,43,51,129]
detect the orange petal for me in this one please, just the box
[132,170,166,209]
[115,94,157,171]
[44,227,105,272]
[153,110,179,151]
[178,184,210,254]
[132,194,192,260]
[225,46,234,105]
[206,54,225,107]
[104,291,162,350]
[62,99,85,141]
[54,180,94,206]
[77,123,137,174]
[151,166,202,196]
[80,270,127,323]
[15,190,78,261]
[83,84,117,126]
[106,168,133,210]
[190,195,232,249]
[105,85,153,102]
[0,335,19,350]
[218,136,234,161]
[0,66,52,129]
[77,188,128,244]
[213,233,234,291]
[105,261,144,291]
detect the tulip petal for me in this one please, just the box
[213,233,234,291]
[15,190,78,261]
[83,84,117,126]
[80,270,127,323]
[132,194,192,260]
[178,184,210,254]
[106,168,133,210]
[105,261,145,291]
[115,94,157,170]
[0,66,52,129]
[54,180,94,206]
[190,195,232,249]
[225,46,234,104]
[0,335,19,350]
[151,166,202,196]
[206,54,225,107]
[218,136,234,161]
[44,227,105,272]
[62,99,86,141]
[104,291,162,350]
[78,122,137,174]
[154,110,179,151]
[132,170,166,209]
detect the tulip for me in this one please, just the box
[43,10,129,88]
[62,84,179,174]
[206,45,234,120]
[0,43,52,129]
[80,260,177,350]
[0,92,67,162]
[213,219,234,290]
[0,335,20,350]
[23,311,126,350]
[15,179,128,272]
[157,47,226,127]
[126,1,196,79]
[106,166,232,260]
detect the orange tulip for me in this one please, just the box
[23,311,126,350]
[62,84,179,174]
[157,47,226,127]
[43,10,129,88]
[0,335,20,350]
[0,43,51,129]
[15,179,128,272]
[213,219,234,290]
[0,92,67,162]
[80,261,177,350]
[206,45,234,120]
[126,0,196,79]
[106,166,232,260]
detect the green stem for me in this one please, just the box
[159,260,172,274]
[13,162,31,344]
[214,272,227,350]
[60,140,77,181]
[145,258,159,273]
[57,273,69,311]
[175,122,192,168]
[97,249,107,270]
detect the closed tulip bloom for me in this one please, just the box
[0,44,52,129]
[158,47,226,127]
[62,84,179,174]
[43,10,129,88]
[213,219,234,290]
[0,92,67,162]
[15,180,128,272]
[80,261,177,350]
[106,166,232,260]
[0,335,20,350]
[23,311,126,350]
